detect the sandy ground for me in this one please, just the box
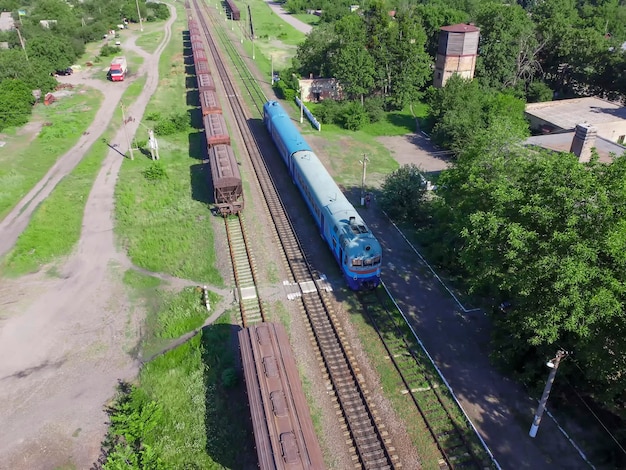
[0,9,177,469]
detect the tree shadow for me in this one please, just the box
[190,162,213,205]
[201,323,256,469]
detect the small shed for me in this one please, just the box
[297,76,342,103]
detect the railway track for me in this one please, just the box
[191,2,398,468]
[360,287,496,469]
[224,215,264,325]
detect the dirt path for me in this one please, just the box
[0,7,179,469]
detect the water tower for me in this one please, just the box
[433,23,480,88]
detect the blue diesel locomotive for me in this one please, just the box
[263,101,382,290]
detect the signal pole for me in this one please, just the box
[299,88,304,123]
[359,154,369,206]
[529,350,568,438]
[120,103,134,160]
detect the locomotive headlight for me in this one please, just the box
[365,245,371,251]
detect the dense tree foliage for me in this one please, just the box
[435,143,626,411]
[0,0,169,130]
[291,0,626,104]
[294,1,431,110]
[425,74,529,152]
[379,164,428,222]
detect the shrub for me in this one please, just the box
[341,101,369,131]
[379,164,428,223]
[315,99,342,125]
[142,162,168,182]
[526,81,553,103]
[154,113,189,135]
[364,97,385,123]
[100,44,122,57]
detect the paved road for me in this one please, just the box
[272,9,591,470]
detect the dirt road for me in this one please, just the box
[0,7,177,469]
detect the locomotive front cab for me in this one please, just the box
[342,217,382,290]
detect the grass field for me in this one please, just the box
[0,89,102,221]
[135,29,165,54]
[1,78,147,276]
[115,266,253,468]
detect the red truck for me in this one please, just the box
[108,56,127,81]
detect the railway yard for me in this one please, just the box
[187,0,498,468]
[0,0,597,469]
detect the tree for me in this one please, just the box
[379,164,428,223]
[0,79,36,130]
[329,14,376,103]
[436,142,626,409]
[426,75,528,152]
[475,3,542,89]
[26,34,78,71]
[385,7,431,108]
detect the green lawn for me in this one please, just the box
[292,13,321,26]
[1,79,146,276]
[135,29,165,54]
[0,89,102,220]
[115,4,222,285]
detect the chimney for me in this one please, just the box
[570,123,597,163]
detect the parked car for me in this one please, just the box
[54,67,73,76]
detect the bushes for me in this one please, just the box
[0,79,36,131]
[153,113,189,135]
[100,44,122,57]
[99,382,164,470]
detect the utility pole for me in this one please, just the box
[529,350,568,438]
[271,55,274,84]
[15,26,28,61]
[120,103,134,160]
[252,36,255,60]
[135,0,143,32]
[359,155,369,206]
[299,87,304,123]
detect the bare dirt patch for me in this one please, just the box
[377,133,452,173]
[0,8,177,469]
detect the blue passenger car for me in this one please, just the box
[263,101,382,290]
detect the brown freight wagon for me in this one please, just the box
[239,323,324,470]
[197,73,216,92]
[207,144,243,213]
[193,48,207,63]
[195,60,210,75]
[200,90,221,115]
[204,113,230,147]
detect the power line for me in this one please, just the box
[563,360,626,457]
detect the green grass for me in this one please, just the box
[292,13,321,26]
[135,29,165,54]
[1,78,148,276]
[115,8,222,285]
[139,323,254,468]
[0,89,102,220]
[231,0,303,70]
[121,268,220,358]
[1,137,109,275]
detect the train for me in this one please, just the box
[263,101,382,290]
[239,323,324,469]
[225,0,240,20]
[188,15,243,215]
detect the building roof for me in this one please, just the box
[525,97,626,130]
[525,132,626,163]
[440,23,480,33]
[0,12,15,32]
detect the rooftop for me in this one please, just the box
[525,97,626,130]
[0,12,14,32]
[440,23,480,33]
[525,132,626,163]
